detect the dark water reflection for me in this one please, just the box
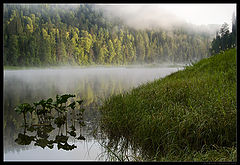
[3,67,181,161]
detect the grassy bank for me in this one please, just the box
[99,48,237,161]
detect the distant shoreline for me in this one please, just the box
[3,63,186,71]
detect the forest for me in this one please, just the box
[210,21,236,54]
[3,4,215,66]
[3,4,237,161]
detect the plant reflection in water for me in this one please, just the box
[14,94,86,151]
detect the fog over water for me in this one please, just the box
[4,67,182,161]
[4,67,182,101]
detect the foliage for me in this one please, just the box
[210,14,236,55]
[14,94,86,151]
[100,48,237,161]
[15,103,33,126]
[15,93,84,126]
[15,133,35,145]
[4,4,211,66]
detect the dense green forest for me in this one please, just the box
[210,15,237,54]
[3,4,215,66]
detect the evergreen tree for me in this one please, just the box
[210,20,236,55]
[3,4,213,66]
[107,39,116,64]
[7,35,20,66]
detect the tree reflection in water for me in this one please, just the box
[4,68,180,159]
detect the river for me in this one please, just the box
[3,66,182,161]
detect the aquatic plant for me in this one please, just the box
[15,103,33,126]
[14,94,86,151]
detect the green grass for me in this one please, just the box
[99,48,237,161]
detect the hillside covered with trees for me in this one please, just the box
[4,4,216,66]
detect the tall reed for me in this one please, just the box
[100,48,237,161]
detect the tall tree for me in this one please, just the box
[3,4,213,66]
[7,35,20,66]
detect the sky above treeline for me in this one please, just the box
[96,3,236,28]
[152,4,236,25]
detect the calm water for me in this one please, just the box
[3,67,181,161]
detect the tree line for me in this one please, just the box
[3,4,212,66]
[210,13,236,55]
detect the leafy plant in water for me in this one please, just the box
[34,98,54,124]
[55,134,69,143]
[54,115,66,128]
[15,103,33,126]
[68,101,76,127]
[57,142,77,151]
[14,94,87,151]
[54,134,77,151]
[68,125,77,137]
[34,138,54,149]
[54,94,75,113]
[15,133,35,145]
[75,100,86,140]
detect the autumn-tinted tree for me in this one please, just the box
[4,4,212,66]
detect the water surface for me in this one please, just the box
[3,67,181,161]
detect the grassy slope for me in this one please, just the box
[100,48,237,161]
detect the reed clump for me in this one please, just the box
[100,48,236,161]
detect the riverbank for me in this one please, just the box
[100,48,237,161]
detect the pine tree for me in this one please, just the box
[3,4,213,66]
[107,39,116,64]
[7,35,20,66]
